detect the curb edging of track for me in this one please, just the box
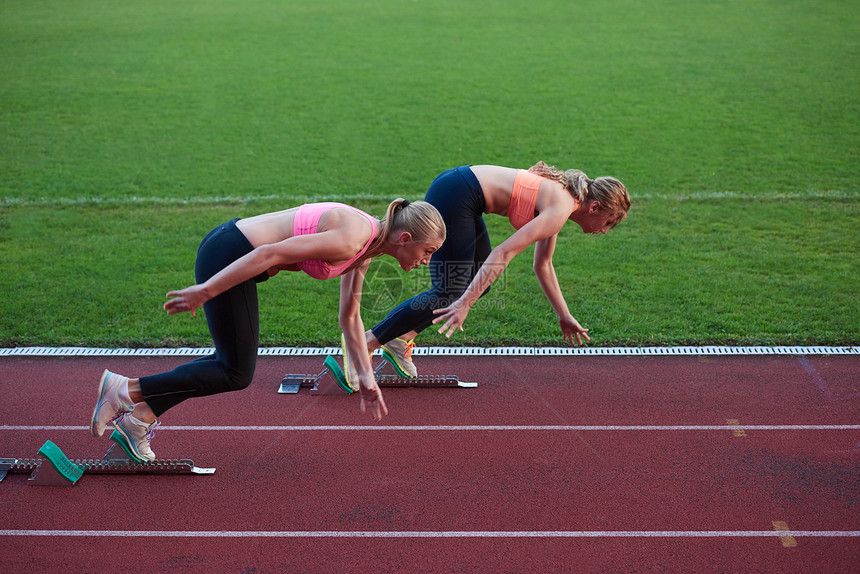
[0,346,857,357]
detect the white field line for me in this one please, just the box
[636,190,857,201]
[3,189,857,207]
[1,193,382,207]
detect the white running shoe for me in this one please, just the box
[90,370,134,437]
[111,412,159,462]
[381,338,417,378]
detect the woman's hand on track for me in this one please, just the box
[358,378,388,421]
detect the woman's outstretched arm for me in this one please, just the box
[164,225,366,316]
[431,207,570,337]
[339,260,388,420]
[532,234,590,346]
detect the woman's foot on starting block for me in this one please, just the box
[381,338,417,378]
[110,412,159,462]
[90,370,134,437]
[341,333,371,391]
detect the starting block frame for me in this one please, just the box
[0,439,215,486]
[279,354,477,395]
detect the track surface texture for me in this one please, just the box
[1,353,858,573]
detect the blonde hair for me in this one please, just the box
[350,198,446,270]
[529,161,630,225]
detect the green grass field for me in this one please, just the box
[1,0,857,347]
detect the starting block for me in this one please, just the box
[0,439,215,486]
[279,354,477,395]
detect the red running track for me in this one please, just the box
[0,354,858,572]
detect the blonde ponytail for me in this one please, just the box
[529,160,630,219]
[347,198,446,271]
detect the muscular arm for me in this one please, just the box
[339,260,388,420]
[533,235,590,345]
[533,234,568,317]
[164,225,365,316]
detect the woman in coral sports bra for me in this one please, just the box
[349,162,629,382]
[89,199,445,461]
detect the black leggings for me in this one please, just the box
[139,219,267,416]
[371,166,492,343]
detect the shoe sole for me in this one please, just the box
[340,334,358,391]
[381,348,414,378]
[110,426,153,463]
[90,369,111,437]
[324,354,355,394]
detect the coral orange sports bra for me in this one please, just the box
[507,170,545,230]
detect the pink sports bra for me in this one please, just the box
[293,202,378,280]
[508,170,545,230]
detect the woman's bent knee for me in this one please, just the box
[226,369,255,392]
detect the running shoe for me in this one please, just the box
[341,333,371,391]
[381,338,417,378]
[111,412,159,463]
[90,369,134,437]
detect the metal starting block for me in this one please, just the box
[0,439,215,486]
[279,354,477,395]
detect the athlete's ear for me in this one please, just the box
[396,231,413,245]
[589,200,602,214]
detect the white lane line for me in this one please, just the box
[1,529,858,538]
[2,425,859,431]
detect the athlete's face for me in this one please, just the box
[574,201,624,234]
[395,236,442,271]
[584,211,623,234]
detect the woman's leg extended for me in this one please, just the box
[371,166,488,344]
[139,220,262,417]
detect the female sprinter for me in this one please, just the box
[346,163,629,381]
[90,199,445,461]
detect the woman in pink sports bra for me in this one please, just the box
[351,162,630,381]
[89,199,445,461]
